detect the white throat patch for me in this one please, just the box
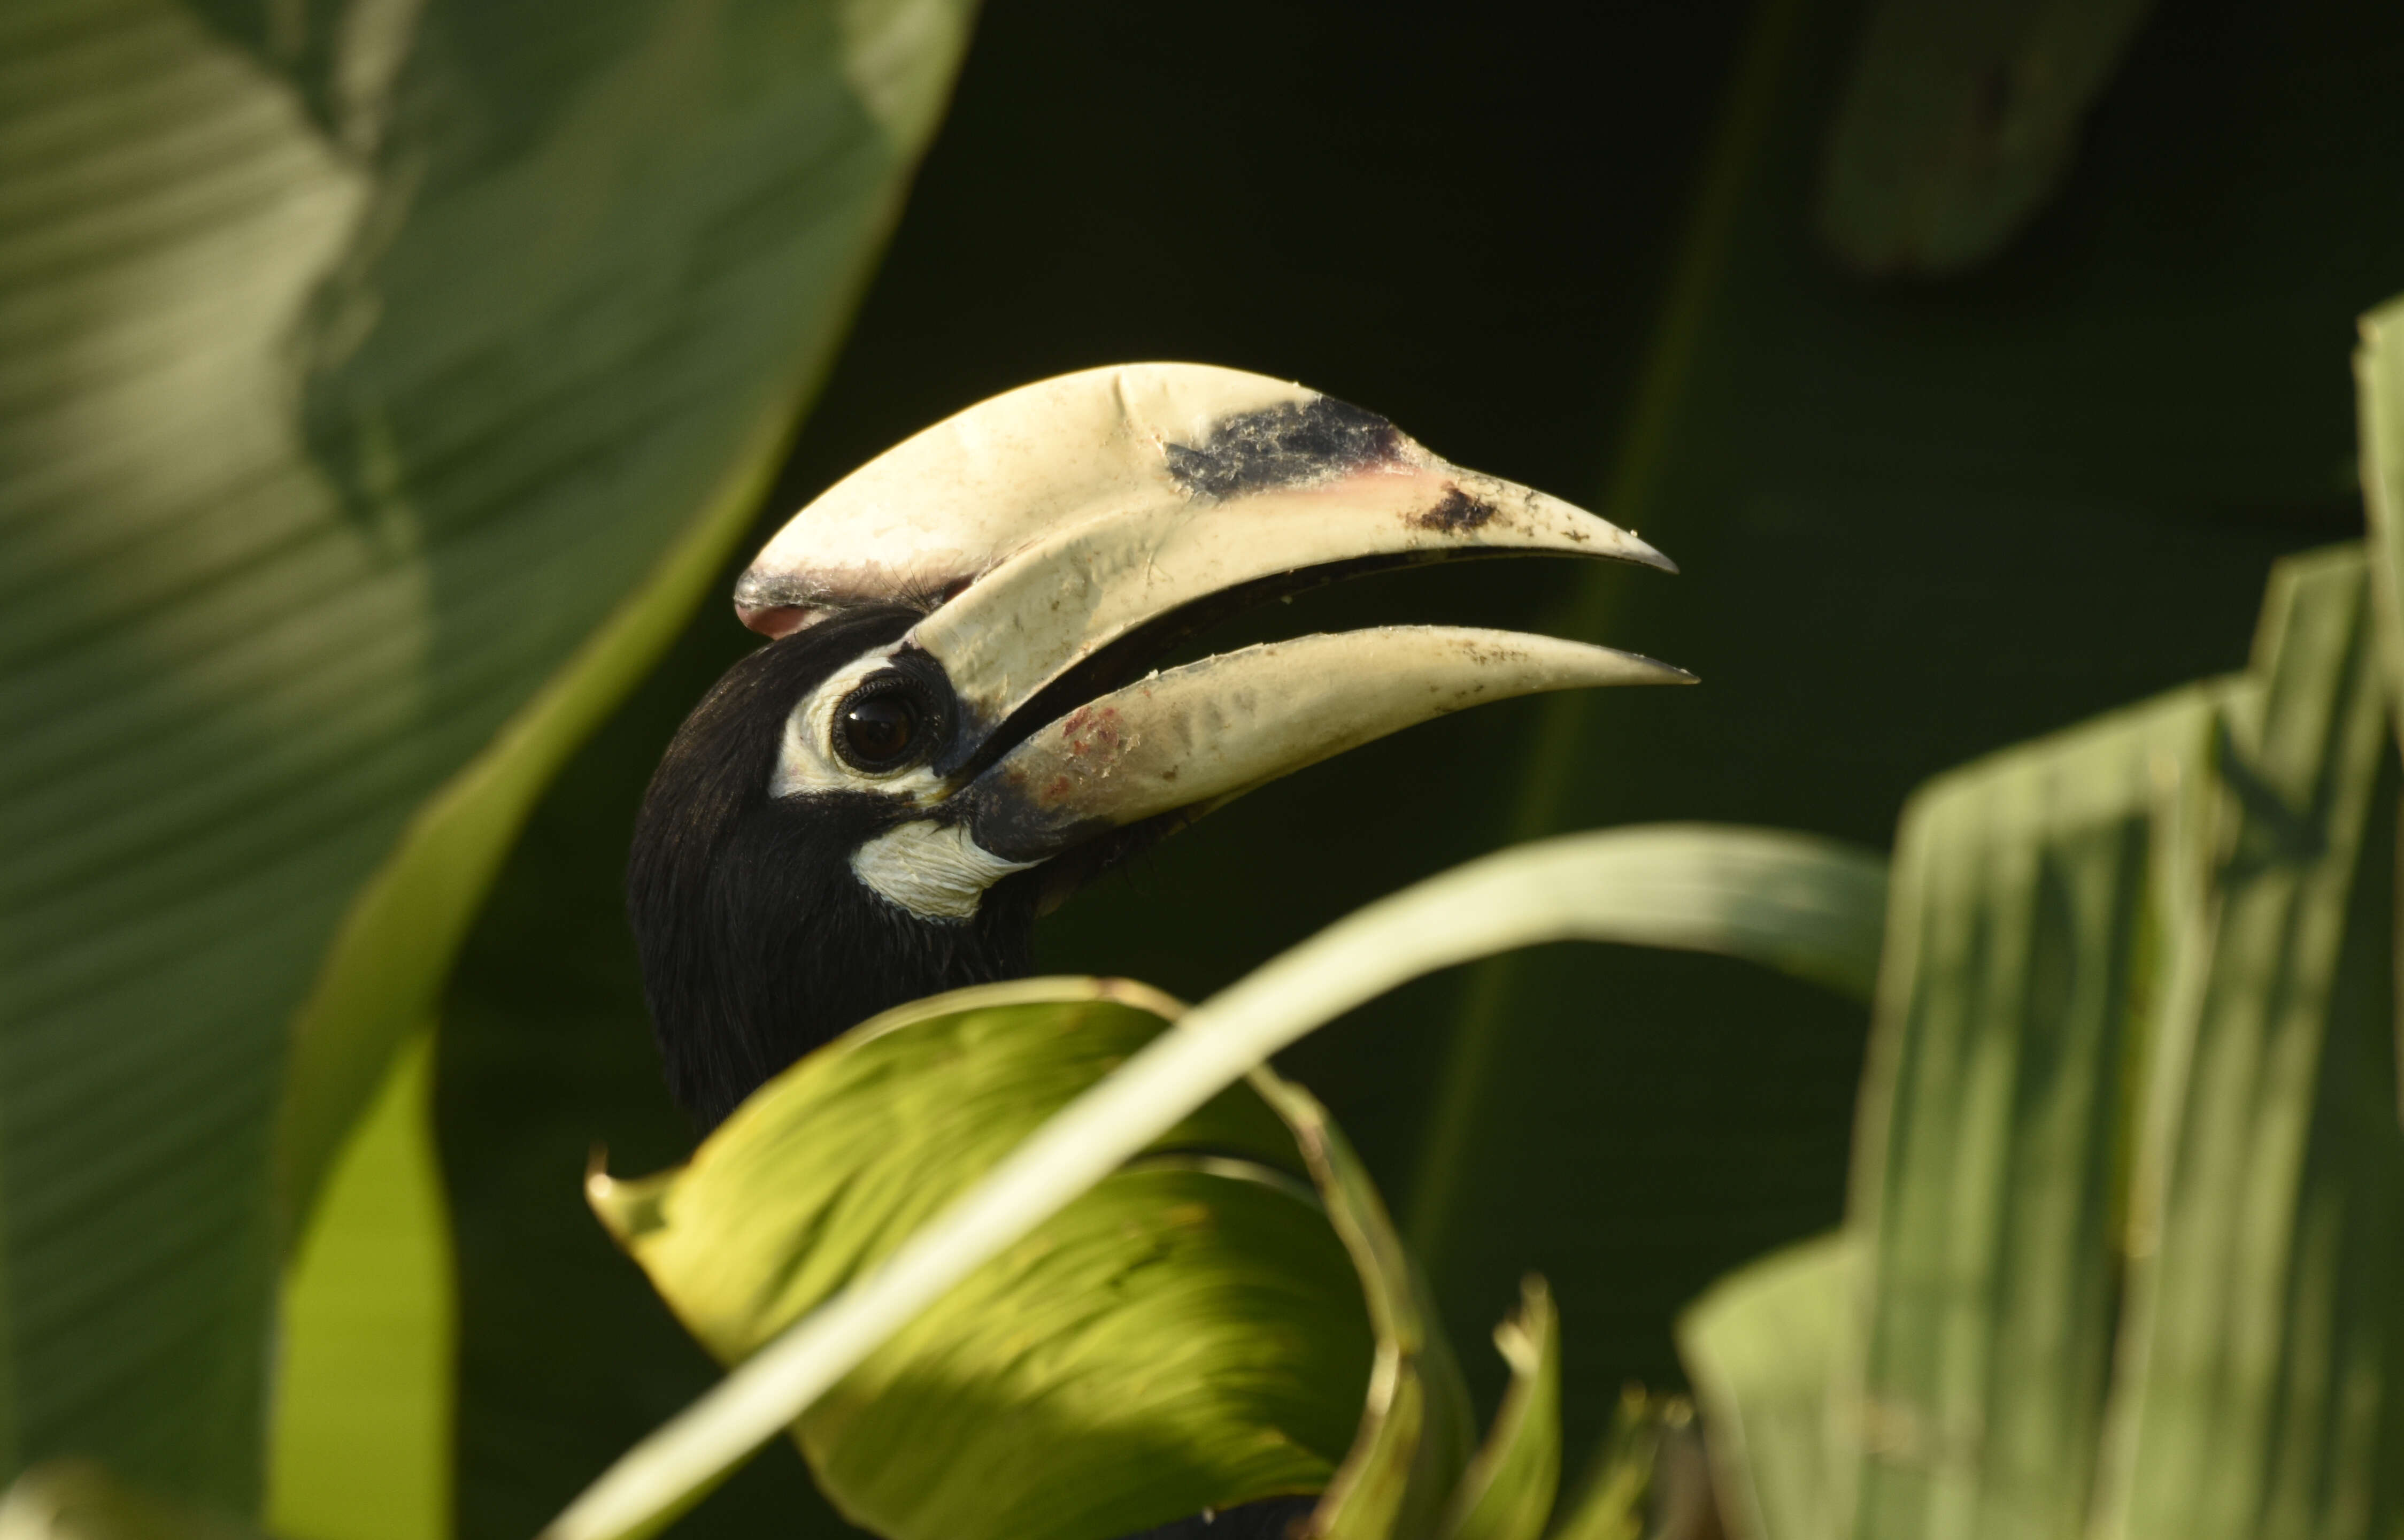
[852,820,1043,921]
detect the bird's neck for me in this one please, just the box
[636,829,1042,1131]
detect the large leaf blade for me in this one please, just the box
[0,0,969,1502]
[588,980,1376,1540]
[265,1033,452,1540]
[1692,543,2404,1540]
[1841,675,2232,1540]
[548,825,1883,1540]
[2095,547,2404,1539]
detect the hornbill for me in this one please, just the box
[626,364,1685,1536]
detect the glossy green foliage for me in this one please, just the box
[1686,540,2404,1539]
[1260,1076,1474,1540]
[572,1013,1593,1540]
[0,0,971,1508]
[588,980,1428,1540]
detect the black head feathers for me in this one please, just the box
[627,607,1037,1130]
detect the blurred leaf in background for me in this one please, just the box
[1816,0,2160,275]
[1398,0,2404,1446]
[0,0,972,1516]
[271,1034,453,1540]
[1684,538,2403,1537]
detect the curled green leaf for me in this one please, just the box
[1435,1278,1561,1540]
[589,979,1376,1540]
[551,825,1884,1540]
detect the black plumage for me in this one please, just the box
[626,606,1317,1540]
[627,606,1042,1130]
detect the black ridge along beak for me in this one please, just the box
[735,363,1691,898]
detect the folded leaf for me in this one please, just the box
[555,824,1884,1540]
[2096,548,2404,1539]
[591,979,1377,1540]
[1257,1078,1473,1540]
[1692,543,2404,1540]
[1436,1278,1561,1540]
[1844,674,2232,1540]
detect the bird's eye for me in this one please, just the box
[831,677,929,773]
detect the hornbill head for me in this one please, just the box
[630,364,1688,1129]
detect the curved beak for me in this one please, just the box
[742,363,1690,874]
[956,627,1684,863]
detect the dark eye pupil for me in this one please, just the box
[840,694,918,766]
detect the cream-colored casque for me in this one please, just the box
[738,363,1689,920]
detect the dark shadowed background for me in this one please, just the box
[432,2,2404,1534]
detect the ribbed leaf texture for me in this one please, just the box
[0,0,972,1505]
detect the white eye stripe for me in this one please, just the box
[769,644,954,803]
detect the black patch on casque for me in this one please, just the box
[1411,487,1496,533]
[1164,395,1403,500]
[627,606,1039,1131]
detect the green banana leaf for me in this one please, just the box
[268,1034,453,1540]
[0,0,972,1508]
[1688,539,2404,1540]
[2094,554,2401,1536]
[1258,1076,1474,1540]
[1843,673,2235,1540]
[582,979,1463,1540]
